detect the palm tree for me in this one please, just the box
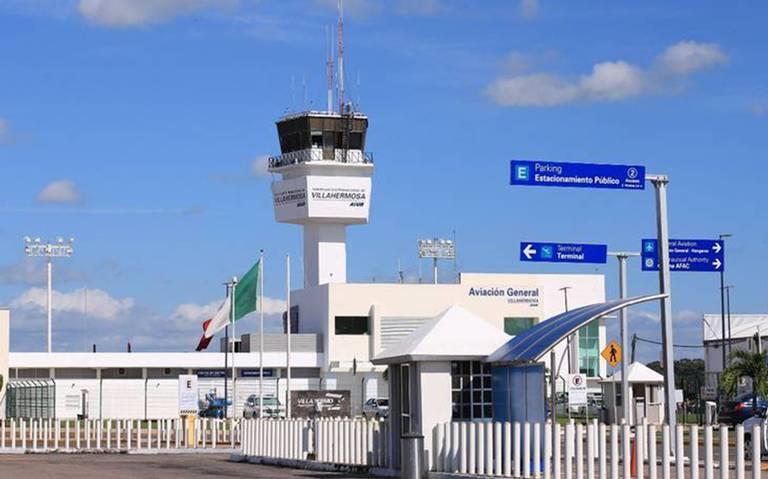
[720,350,768,412]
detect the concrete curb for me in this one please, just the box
[231,453,398,477]
[1,448,238,455]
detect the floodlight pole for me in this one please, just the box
[24,237,74,353]
[432,257,438,285]
[608,251,639,425]
[647,174,676,430]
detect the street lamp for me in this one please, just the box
[724,285,734,364]
[23,236,74,353]
[718,233,732,383]
[417,238,456,284]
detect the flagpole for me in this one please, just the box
[259,250,264,418]
[286,253,292,418]
[231,276,238,418]
[223,282,230,419]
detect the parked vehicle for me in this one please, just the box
[199,396,229,418]
[362,398,389,419]
[743,410,768,458]
[719,393,768,424]
[243,395,282,418]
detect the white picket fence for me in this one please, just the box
[0,418,241,451]
[241,417,390,467]
[432,420,764,479]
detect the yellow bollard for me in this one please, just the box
[184,414,197,447]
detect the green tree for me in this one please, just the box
[720,350,768,411]
[646,358,705,399]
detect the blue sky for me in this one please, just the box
[0,0,766,362]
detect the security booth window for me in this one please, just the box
[400,364,412,433]
[334,316,369,335]
[451,361,492,420]
[504,317,537,336]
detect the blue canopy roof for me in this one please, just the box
[487,294,667,364]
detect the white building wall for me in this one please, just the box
[101,379,145,419]
[146,379,178,418]
[0,309,8,419]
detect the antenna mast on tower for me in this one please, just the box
[326,25,334,113]
[337,0,345,113]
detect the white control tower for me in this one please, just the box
[268,109,373,287]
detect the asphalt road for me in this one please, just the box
[0,454,374,479]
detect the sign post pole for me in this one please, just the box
[648,174,677,431]
[608,252,639,424]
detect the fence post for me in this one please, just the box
[504,421,513,477]
[565,423,574,479]
[487,421,495,475]
[11,419,16,449]
[674,424,683,479]
[553,423,561,479]
[735,424,744,479]
[719,425,729,479]
[648,424,657,479]
[690,426,699,479]
[598,423,606,479]
[751,423,760,479]
[661,424,671,479]
[637,423,646,479]
[459,421,468,474]
[575,423,584,479]
[704,425,713,479]
[587,422,595,479]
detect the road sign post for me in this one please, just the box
[520,242,608,264]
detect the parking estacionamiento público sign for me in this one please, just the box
[510,160,645,190]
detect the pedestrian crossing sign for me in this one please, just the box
[601,340,622,368]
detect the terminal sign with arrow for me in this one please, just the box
[519,242,608,264]
[641,238,725,272]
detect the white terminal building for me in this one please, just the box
[0,107,608,420]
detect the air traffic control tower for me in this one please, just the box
[268,109,373,288]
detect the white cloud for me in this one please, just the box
[77,0,239,27]
[249,155,271,177]
[11,287,135,320]
[313,0,444,17]
[487,41,728,107]
[172,295,286,323]
[519,0,539,19]
[656,41,727,76]
[37,179,80,204]
[172,299,222,322]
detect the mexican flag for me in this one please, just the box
[195,259,260,351]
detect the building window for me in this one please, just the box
[504,317,537,336]
[579,320,599,377]
[335,316,369,335]
[451,361,492,420]
[283,306,299,334]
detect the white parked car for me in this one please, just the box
[243,395,282,419]
[362,398,389,419]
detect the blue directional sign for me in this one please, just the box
[641,239,724,272]
[520,242,608,264]
[510,160,645,190]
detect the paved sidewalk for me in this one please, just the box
[0,454,373,478]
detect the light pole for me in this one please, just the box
[24,236,74,353]
[417,238,456,284]
[717,233,731,386]
[724,285,734,364]
[608,251,640,424]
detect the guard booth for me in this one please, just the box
[600,362,665,424]
[371,305,510,473]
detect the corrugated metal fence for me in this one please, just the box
[0,418,240,451]
[432,420,763,479]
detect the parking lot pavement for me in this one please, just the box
[0,454,374,479]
